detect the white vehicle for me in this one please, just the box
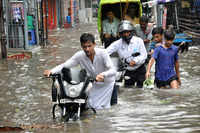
[48,67,96,122]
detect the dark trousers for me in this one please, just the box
[111,84,118,105]
[124,64,146,88]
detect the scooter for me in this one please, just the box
[48,66,96,122]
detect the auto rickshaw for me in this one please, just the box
[97,0,142,46]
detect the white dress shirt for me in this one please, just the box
[106,36,147,71]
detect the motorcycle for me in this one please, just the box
[111,52,141,87]
[47,66,96,122]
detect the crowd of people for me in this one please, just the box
[102,14,181,90]
[44,13,181,110]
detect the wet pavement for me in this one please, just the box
[0,19,200,133]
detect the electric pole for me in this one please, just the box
[0,0,7,58]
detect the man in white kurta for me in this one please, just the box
[44,33,116,109]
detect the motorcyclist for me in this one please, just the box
[106,20,147,88]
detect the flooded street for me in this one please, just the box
[0,20,200,133]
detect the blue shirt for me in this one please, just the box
[152,45,179,81]
[149,41,162,51]
[149,41,156,51]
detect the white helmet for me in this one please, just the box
[118,20,135,44]
[118,20,135,33]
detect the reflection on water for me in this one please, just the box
[0,23,200,132]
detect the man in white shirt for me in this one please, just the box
[107,20,147,88]
[102,10,120,48]
[44,33,116,109]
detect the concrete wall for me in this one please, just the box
[78,0,93,23]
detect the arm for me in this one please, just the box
[102,20,106,34]
[135,24,140,37]
[149,42,156,51]
[113,18,120,37]
[106,41,119,55]
[96,50,116,82]
[102,20,111,39]
[144,39,150,44]
[145,57,155,79]
[145,46,159,79]
[102,20,109,35]
[132,39,147,65]
[101,50,117,78]
[174,47,181,85]
[50,52,80,74]
[144,24,153,44]
[175,60,181,85]
[147,24,153,41]
[149,42,156,55]
[43,57,78,77]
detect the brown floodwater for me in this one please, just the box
[0,21,200,133]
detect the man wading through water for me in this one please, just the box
[44,33,117,109]
[107,20,147,88]
[146,30,181,89]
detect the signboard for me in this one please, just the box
[11,2,24,22]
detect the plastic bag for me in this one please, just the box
[143,78,154,89]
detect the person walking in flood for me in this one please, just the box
[146,30,181,89]
[149,26,164,56]
[107,20,147,88]
[44,33,116,109]
[135,15,153,51]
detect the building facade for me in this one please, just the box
[2,0,39,50]
[0,0,94,58]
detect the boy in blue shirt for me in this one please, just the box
[146,30,181,89]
